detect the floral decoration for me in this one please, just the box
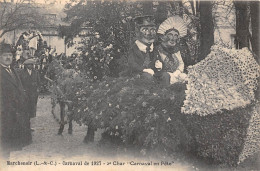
[182,44,260,116]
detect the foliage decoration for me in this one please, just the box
[185,104,254,166]
[71,75,191,155]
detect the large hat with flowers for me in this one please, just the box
[157,16,187,37]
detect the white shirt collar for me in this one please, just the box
[0,64,10,69]
[135,40,154,53]
[27,68,32,75]
[174,51,181,59]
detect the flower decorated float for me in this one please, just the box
[49,13,260,165]
[50,13,260,166]
[71,15,193,150]
[69,43,260,166]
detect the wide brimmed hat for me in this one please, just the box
[134,15,156,27]
[0,43,13,55]
[157,16,187,37]
[23,58,37,65]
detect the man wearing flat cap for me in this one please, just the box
[18,58,40,121]
[0,43,32,159]
[122,15,157,77]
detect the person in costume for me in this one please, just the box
[154,16,188,85]
[123,15,157,78]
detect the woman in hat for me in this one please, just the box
[154,16,189,85]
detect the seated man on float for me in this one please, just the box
[154,16,188,85]
[123,15,157,78]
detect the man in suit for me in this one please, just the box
[19,58,40,121]
[0,43,32,159]
[122,15,158,77]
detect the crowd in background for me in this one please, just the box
[0,30,74,159]
[11,30,77,93]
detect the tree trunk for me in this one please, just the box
[250,1,260,62]
[234,1,250,49]
[198,1,214,61]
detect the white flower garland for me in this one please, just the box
[182,45,260,116]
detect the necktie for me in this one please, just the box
[146,45,151,53]
[143,46,151,68]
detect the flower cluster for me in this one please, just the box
[182,45,260,116]
[77,36,114,81]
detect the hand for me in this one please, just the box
[143,68,155,75]
[178,73,188,82]
[168,71,188,84]
[155,60,162,70]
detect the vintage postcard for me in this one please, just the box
[0,0,259,171]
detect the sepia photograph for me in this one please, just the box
[0,0,259,170]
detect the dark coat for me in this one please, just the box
[0,65,32,156]
[122,43,156,76]
[18,68,40,118]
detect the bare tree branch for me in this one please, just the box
[0,0,49,37]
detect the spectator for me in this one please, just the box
[18,58,41,123]
[0,43,32,159]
